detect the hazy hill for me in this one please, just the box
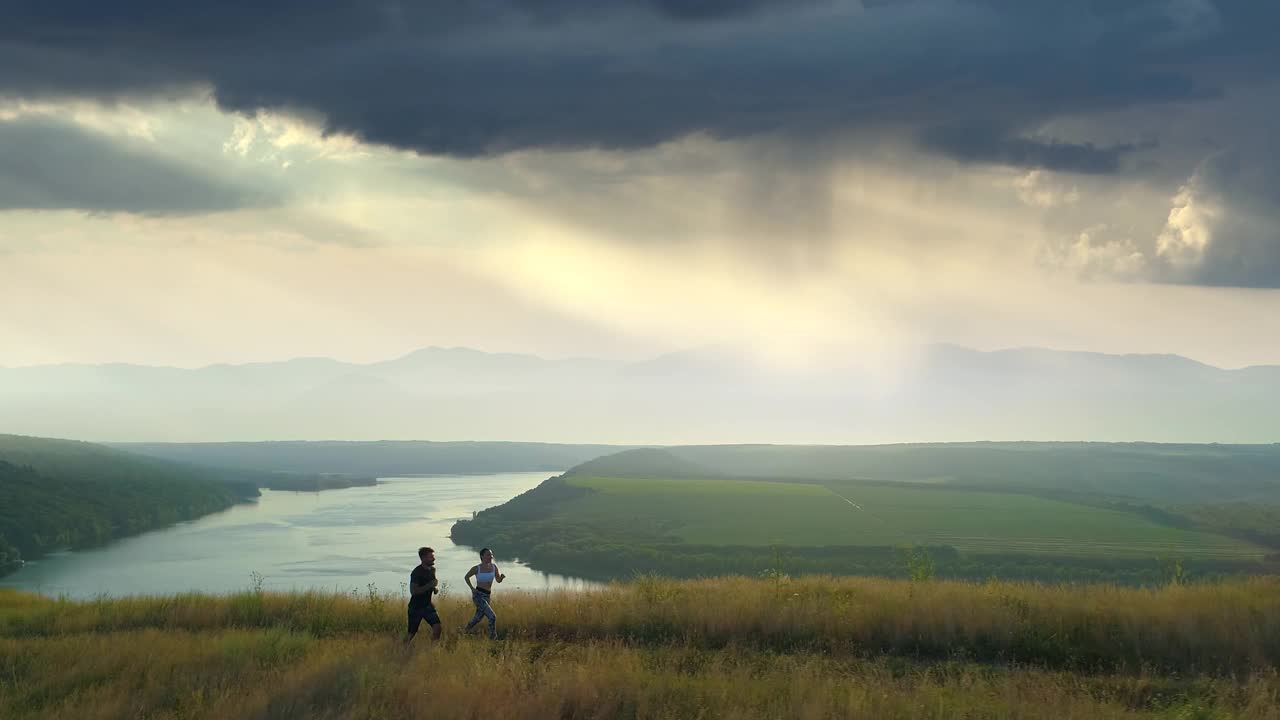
[1,344,1277,443]
[116,440,624,477]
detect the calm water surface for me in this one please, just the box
[2,472,596,598]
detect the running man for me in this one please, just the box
[404,546,441,643]
[463,547,504,639]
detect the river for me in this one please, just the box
[1,472,596,599]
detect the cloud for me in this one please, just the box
[1155,154,1280,288]
[1014,170,1079,208]
[1042,225,1147,281]
[0,116,279,214]
[922,127,1150,174]
[1155,173,1216,271]
[1,1,1271,162]
[3,1,1278,288]
[1029,150,1280,289]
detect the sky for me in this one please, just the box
[2,0,1279,370]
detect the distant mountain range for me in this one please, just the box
[1,345,1276,443]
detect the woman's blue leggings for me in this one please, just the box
[465,590,496,638]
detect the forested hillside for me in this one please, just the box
[0,435,261,576]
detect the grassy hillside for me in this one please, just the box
[453,477,1275,584]
[0,434,266,575]
[116,440,624,477]
[575,443,1280,504]
[454,443,1280,584]
[3,577,1279,718]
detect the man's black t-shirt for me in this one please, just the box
[408,565,436,610]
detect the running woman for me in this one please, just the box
[404,546,441,643]
[463,547,504,639]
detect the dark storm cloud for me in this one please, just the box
[0,118,276,214]
[2,0,1278,285]
[1,0,1273,162]
[921,127,1154,175]
[1172,150,1280,289]
[1194,226,1280,289]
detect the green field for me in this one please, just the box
[566,476,1263,559]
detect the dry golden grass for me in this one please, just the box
[4,630,1278,719]
[6,575,1279,673]
[3,576,1279,718]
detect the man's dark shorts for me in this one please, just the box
[407,606,441,634]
